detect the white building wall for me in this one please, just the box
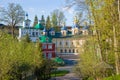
[18,28,42,42]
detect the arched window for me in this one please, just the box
[60,49,63,53]
[60,42,62,45]
[72,42,73,45]
[69,49,71,53]
[73,49,75,53]
[65,49,67,53]
[76,49,78,53]
[66,42,68,45]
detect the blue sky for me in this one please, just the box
[0,0,76,26]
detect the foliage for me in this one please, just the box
[46,16,51,30]
[0,3,25,37]
[0,31,43,80]
[51,70,69,77]
[51,9,66,26]
[21,34,31,43]
[34,59,58,80]
[69,0,120,79]
[33,15,38,27]
[103,75,120,80]
[40,15,45,26]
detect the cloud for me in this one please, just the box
[41,10,45,13]
[62,6,75,14]
[0,5,4,8]
[28,7,35,13]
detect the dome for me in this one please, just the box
[43,28,47,32]
[39,35,52,43]
[34,23,44,30]
[72,24,79,29]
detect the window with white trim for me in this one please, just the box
[48,44,52,49]
[42,44,47,49]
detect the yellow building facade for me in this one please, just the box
[52,36,86,56]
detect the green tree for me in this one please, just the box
[51,9,66,26]
[67,0,120,78]
[21,34,31,43]
[0,3,25,37]
[75,37,113,80]
[0,31,43,80]
[33,15,38,27]
[40,15,45,26]
[46,16,51,30]
[51,13,57,27]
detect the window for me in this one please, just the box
[65,49,67,53]
[42,44,47,49]
[32,32,35,36]
[73,49,75,53]
[72,42,73,45]
[66,42,68,45]
[60,49,63,53]
[69,49,71,53]
[60,42,62,45]
[36,32,38,36]
[48,53,52,58]
[76,50,78,53]
[48,44,52,49]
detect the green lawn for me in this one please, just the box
[103,75,120,80]
[51,70,69,77]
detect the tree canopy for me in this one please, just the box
[0,3,25,37]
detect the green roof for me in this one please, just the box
[34,23,44,30]
[39,35,52,43]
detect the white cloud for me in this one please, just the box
[27,7,35,13]
[41,10,45,14]
[0,5,4,8]
[62,6,75,14]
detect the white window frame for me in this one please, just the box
[42,44,47,49]
[48,44,52,49]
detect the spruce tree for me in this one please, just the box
[46,16,51,30]
[33,15,38,27]
[41,15,45,26]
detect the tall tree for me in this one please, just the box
[51,9,66,26]
[75,12,86,26]
[40,15,45,26]
[51,13,58,31]
[46,16,51,30]
[0,3,25,37]
[51,13,57,27]
[67,0,120,77]
[33,15,38,27]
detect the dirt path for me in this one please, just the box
[54,73,80,80]
[49,58,81,80]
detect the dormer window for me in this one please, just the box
[66,42,68,45]
[51,31,55,35]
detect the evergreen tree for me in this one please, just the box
[41,15,45,26]
[33,15,38,27]
[46,16,51,30]
[51,13,58,31]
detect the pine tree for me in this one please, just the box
[46,16,51,30]
[33,15,38,27]
[41,15,45,26]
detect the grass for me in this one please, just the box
[103,75,120,80]
[51,70,69,77]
